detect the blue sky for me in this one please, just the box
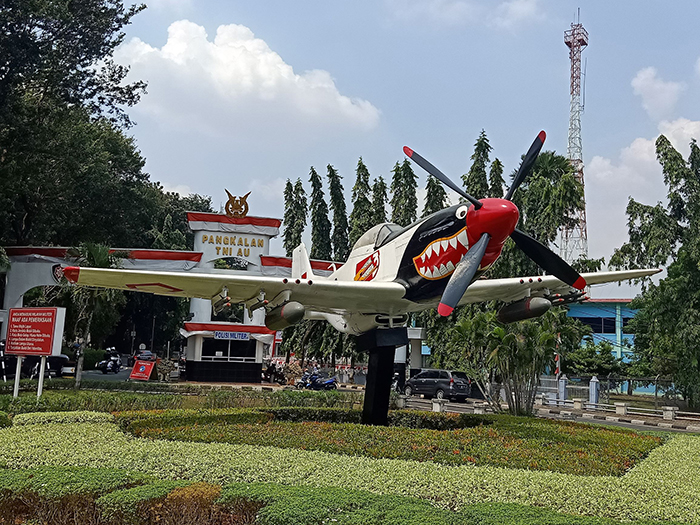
[116,0,700,297]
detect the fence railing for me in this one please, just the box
[535,374,700,422]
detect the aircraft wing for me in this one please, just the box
[458,268,661,305]
[62,267,408,315]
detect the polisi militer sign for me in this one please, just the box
[6,307,65,356]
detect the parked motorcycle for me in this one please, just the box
[262,362,286,385]
[296,371,338,390]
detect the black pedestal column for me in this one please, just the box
[358,327,408,426]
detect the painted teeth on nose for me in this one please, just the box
[419,267,425,276]
[438,263,447,276]
[434,242,441,256]
[457,230,468,247]
[421,253,426,263]
[449,237,457,250]
[424,267,433,278]
[446,261,455,273]
[441,240,449,252]
[425,244,433,258]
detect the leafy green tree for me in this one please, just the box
[348,158,373,247]
[0,0,146,126]
[327,165,349,261]
[462,130,491,199]
[422,175,449,218]
[148,214,187,251]
[488,158,505,199]
[610,136,700,406]
[390,160,419,226]
[371,177,388,226]
[282,179,307,257]
[563,339,623,377]
[308,167,332,261]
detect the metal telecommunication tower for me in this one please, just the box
[560,11,589,262]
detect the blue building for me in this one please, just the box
[566,299,637,360]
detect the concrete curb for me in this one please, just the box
[537,407,700,432]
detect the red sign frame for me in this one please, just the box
[6,308,58,356]
[130,360,156,381]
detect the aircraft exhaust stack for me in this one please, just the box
[497,297,551,324]
[265,301,305,331]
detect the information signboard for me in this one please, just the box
[214,331,250,341]
[6,307,65,357]
[130,360,156,381]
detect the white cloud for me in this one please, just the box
[385,0,542,29]
[631,67,685,122]
[491,0,543,30]
[114,21,380,143]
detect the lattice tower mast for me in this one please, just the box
[561,15,589,262]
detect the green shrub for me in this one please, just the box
[13,410,114,426]
[96,479,192,524]
[0,466,150,524]
[116,408,272,432]
[0,411,10,428]
[0,416,694,522]
[0,391,183,414]
[203,388,363,409]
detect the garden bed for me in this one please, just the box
[117,407,662,476]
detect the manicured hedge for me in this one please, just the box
[13,410,114,426]
[116,408,273,432]
[120,407,659,476]
[0,466,682,525]
[0,418,693,522]
[0,466,150,524]
[0,411,9,428]
[0,391,184,414]
[203,388,363,409]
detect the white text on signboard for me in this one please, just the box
[214,331,250,341]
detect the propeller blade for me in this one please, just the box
[403,146,482,209]
[504,131,546,201]
[437,232,491,316]
[510,228,586,289]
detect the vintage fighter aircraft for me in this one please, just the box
[63,131,658,335]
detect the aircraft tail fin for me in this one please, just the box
[291,243,314,279]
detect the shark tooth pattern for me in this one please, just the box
[412,227,470,281]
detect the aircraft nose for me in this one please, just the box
[466,198,520,245]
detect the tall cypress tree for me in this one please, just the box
[371,176,388,226]
[462,130,491,199]
[488,158,505,198]
[308,166,332,260]
[349,157,373,247]
[282,179,296,257]
[327,164,349,261]
[283,178,307,257]
[391,160,418,226]
[422,175,448,218]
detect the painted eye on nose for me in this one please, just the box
[455,205,468,220]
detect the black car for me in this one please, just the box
[404,369,471,401]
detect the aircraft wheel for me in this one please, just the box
[404,385,413,397]
[435,389,445,400]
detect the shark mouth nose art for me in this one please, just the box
[413,227,469,280]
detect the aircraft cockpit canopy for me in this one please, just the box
[351,222,404,252]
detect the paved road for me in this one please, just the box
[82,368,132,382]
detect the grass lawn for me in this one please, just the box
[0,412,697,522]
